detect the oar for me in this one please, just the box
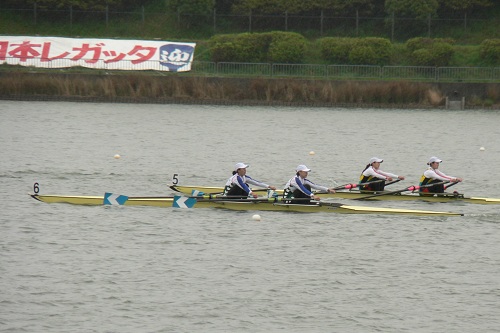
[444,181,459,190]
[384,179,402,187]
[353,181,451,200]
[173,194,325,208]
[319,179,400,192]
[311,179,386,193]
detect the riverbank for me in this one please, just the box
[0,72,498,109]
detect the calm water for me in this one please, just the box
[1,101,500,332]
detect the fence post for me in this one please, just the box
[249,9,252,33]
[320,10,324,36]
[141,5,145,36]
[70,5,73,29]
[356,9,359,36]
[427,14,431,38]
[464,12,467,37]
[177,7,180,27]
[391,12,394,42]
[213,8,216,34]
[34,2,37,26]
[106,4,109,28]
[285,11,288,31]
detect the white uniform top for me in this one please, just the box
[423,168,455,182]
[225,174,270,195]
[362,166,398,180]
[284,176,329,198]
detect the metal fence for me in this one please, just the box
[194,62,500,82]
[1,58,499,82]
[0,6,498,42]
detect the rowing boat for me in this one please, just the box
[31,194,173,207]
[169,185,500,205]
[30,194,463,216]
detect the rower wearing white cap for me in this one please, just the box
[223,163,277,199]
[283,165,336,203]
[359,157,405,192]
[419,156,463,194]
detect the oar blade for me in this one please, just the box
[191,189,205,197]
[103,192,128,205]
[173,195,197,208]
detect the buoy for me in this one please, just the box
[479,147,485,151]
[252,214,261,221]
[309,151,315,155]
[114,154,121,159]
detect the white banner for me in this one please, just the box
[0,36,196,72]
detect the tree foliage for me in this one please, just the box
[1,0,151,10]
[2,0,494,18]
[405,37,454,66]
[231,0,380,14]
[166,0,215,15]
[319,37,393,65]
[208,31,306,63]
[439,0,493,12]
[232,0,313,14]
[479,39,500,65]
[385,0,439,19]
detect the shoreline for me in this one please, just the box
[1,72,498,109]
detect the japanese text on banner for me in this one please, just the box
[0,36,196,72]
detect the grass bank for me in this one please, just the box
[1,72,498,108]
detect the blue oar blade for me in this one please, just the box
[191,190,205,197]
[103,192,128,205]
[173,195,197,208]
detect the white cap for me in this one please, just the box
[234,162,249,171]
[296,164,311,172]
[369,157,383,164]
[427,156,442,165]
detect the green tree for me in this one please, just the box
[338,0,376,15]
[215,0,235,13]
[232,0,382,15]
[232,0,314,14]
[439,0,492,12]
[166,0,215,15]
[2,0,149,10]
[385,0,439,19]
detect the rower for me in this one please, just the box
[223,162,276,199]
[419,156,463,196]
[359,157,405,192]
[283,165,335,204]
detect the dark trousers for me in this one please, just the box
[226,185,248,199]
[291,185,313,204]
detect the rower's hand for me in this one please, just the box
[387,177,393,181]
[268,186,277,190]
[398,176,405,180]
[328,188,336,194]
[452,178,463,182]
[313,195,321,201]
[251,193,258,198]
